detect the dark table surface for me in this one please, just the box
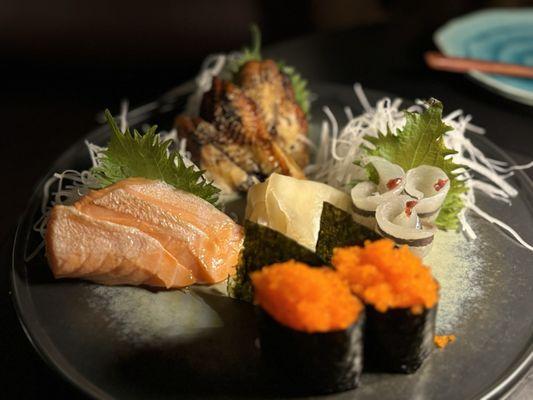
[2,24,532,399]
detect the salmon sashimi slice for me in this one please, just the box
[74,177,243,284]
[45,205,194,288]
[75,190,207,281]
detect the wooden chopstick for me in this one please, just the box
[425,51,533,79]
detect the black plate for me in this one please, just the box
[10,84,533,399]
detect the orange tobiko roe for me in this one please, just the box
[332,239,438,314]
[250,261,363,333]
[434,335,456,349]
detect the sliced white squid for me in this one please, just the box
[376,195,437,258]
[404,165,450,223]
[351,157,405,229]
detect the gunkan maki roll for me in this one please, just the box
[250,261,365,394]
[332,239,439,374]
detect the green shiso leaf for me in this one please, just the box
[365,163,380,184]
[277,61,312,115]
[316,202,380,262]
[226,24,262,76]
[92,110,220,205]
[353,160,379,184]
[226,24,311,115]
[364,99,467,230]
[228,220,325,301]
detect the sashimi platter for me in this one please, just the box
[11,27,533,400]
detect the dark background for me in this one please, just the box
[2,0,533,398]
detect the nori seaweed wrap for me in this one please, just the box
[258,310,364,394]
[251,261,365,394]
[316,202,380,262]
[364,305,436,373]
[332,239,439,374]
[227,221,324,301]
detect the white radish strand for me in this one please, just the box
[119,100,129,132]
[354,83,373,113]
[344,106,354,121]
[454,156,518,197]
[458,208,477,240]
[468,203,533,252]
[86,140,107,168]
[27,169,100,260]
[470,180,512,204]
[494,160,533,172]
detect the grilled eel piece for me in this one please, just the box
[236,59,309,168]
[200,77,304,180]
[174,116,256,193]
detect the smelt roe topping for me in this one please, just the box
[434,335,456,349]
[332,239,438,313]
[251,261,363,333]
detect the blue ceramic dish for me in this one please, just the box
[435,8,533,105]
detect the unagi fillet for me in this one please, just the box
[236,60,309,167]
[45,177,243,288]
[199,144,257,193]
[200,77,305,179]
[174,115,258,192]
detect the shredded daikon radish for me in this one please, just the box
[28,168,101,260]
[119,100,129,132]
[468,203,533,252]
[495,160,533,172]
[470,180,511,204]
[160,127,177,143]
[306,83,533,251]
